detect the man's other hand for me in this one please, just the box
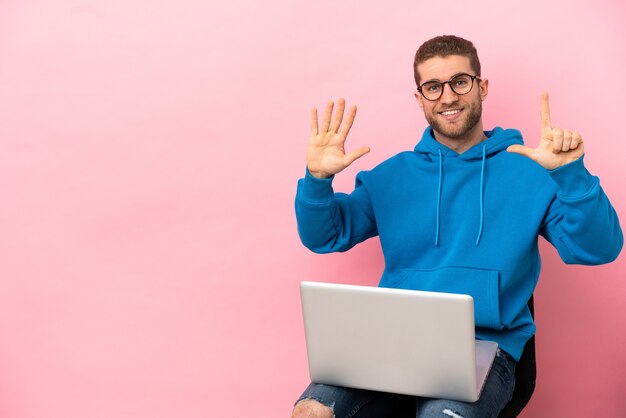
[307,98,370,179]
[507,92,584,170]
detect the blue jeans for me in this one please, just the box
[296,349,516,418]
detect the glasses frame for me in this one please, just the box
[417,73,481,101]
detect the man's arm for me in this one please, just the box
[539,159,623,264]
[509,93,623,264]
[295,99,377,253]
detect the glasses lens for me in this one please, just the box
[421,81,442,100]
[449,74,473,95]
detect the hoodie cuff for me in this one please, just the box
[548,156,598,199]
[298,168,336,203]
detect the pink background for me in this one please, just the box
[0,1,624,417]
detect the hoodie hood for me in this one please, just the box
[414,126,524,161]
[414,127,524,246]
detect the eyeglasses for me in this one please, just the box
[417,73,481,101]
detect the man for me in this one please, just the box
[292,35,623,418]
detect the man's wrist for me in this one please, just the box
[307,167,332,179]
[548,156,597,199]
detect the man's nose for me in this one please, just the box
[439,82,459,103]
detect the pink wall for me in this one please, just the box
[0,1,624,416]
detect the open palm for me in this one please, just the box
[307,98,370,179]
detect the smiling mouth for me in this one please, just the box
[437,108,464,121]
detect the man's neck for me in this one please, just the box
[433,124,487,154]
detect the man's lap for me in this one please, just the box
[295,349,516,418]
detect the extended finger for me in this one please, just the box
[552,127,563,154]
[310,107,318,137]
[344,146,371,166]
[320,101,334,134]
[507,144,534,159]
[330,98,346,133]
[562,130,572,151]
[540,92,551,129]
[338,104,357,136]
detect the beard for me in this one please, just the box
[426,101,482,139]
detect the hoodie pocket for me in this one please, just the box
[379,266,502,330]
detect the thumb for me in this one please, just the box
[507,144,534,159]
[344,146,371,166]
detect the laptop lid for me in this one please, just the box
[300,281,498,402]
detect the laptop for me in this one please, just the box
[300,281,498,402]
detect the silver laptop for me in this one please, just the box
[300,281,498,402]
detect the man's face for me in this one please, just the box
[415,55,488,142]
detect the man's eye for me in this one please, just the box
[426,83,441,92]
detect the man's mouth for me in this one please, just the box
[438,108,463,120]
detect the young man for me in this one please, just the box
[292,35,623,418]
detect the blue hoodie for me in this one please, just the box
[295,126,623,361]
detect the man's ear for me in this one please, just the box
[414,91,424,110]
[479,79,489,102]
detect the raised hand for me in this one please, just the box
[307,98,370,179]
[507,92,584,170]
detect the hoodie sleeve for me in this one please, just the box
[540,157,623,265]
[295,168,378,253]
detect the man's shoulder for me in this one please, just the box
[496,147,548,173]
[354,150,416,186]
[490,146,557,191]
[375,150,417,169]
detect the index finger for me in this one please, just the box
[540,92,551,129]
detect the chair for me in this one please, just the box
[497,296,536,417]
